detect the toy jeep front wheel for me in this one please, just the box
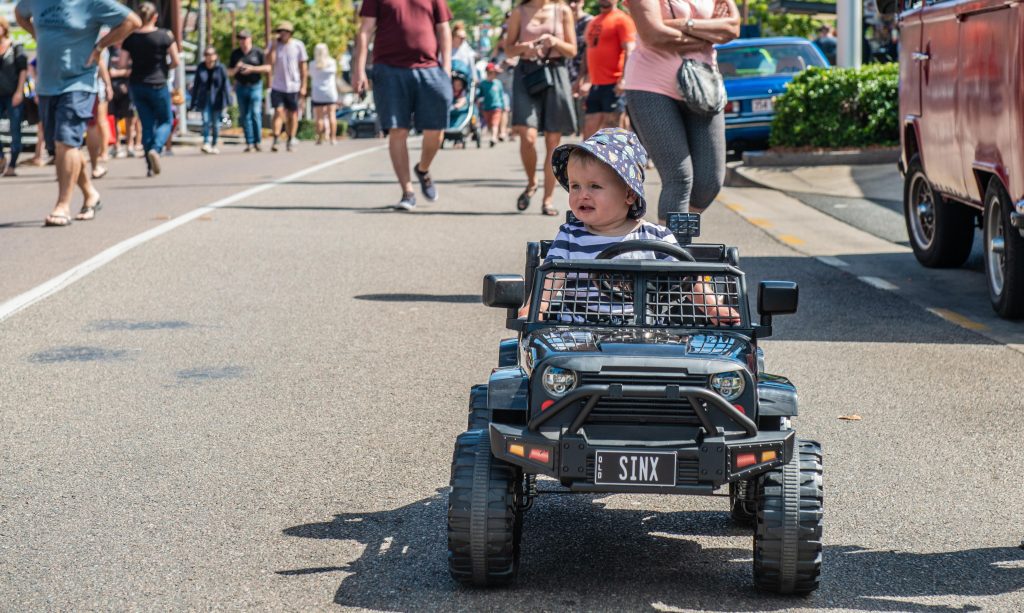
[447,430,523,587]
[753,439,823,594]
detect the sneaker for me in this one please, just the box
[210,147,220,155]
[271,136,279,152]
[115,147,127,159]
[126,148,137,158]
[286,138,295,152]
[200,143,213,154]
[146,150,161,175]
[396,192,417,211]
[254,143,262,152]
[413,164,438,201]
[243,145,252,153]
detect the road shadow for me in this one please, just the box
[280,490,1024,611]
[220,204,523,216]
[0,220,45,230]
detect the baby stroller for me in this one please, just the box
[442,60,482,148]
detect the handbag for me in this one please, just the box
[668,2,726,116]
[519,4,558,96]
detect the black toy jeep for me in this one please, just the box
[447,214,823,594]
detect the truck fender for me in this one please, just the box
[498,338,518,368]
[487,366,529,411]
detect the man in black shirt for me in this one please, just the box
[228,30,270,152]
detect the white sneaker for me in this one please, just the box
[210,147,220,155]
[115,148,127,159]
[200,143,213,154]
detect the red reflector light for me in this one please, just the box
[724,101,736,113]
[733,404,745,414]
[736,452,757,468]
[528,448,550,463]
[541,400,555,411]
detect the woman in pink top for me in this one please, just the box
[506,0,578,217]
[623,0,739,222]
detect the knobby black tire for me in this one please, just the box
[753,439,823,595]
[467,384,490,430]
[447,430,523,587]
[903,155,974,268]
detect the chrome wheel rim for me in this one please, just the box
[910,173,936,250]
[987,193,1006,296]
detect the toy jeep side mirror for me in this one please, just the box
[483,274,526,309]
[756,281,798,338]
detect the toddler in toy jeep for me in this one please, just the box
[543,128,739,324]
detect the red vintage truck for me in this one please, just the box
[898,0,1024,318]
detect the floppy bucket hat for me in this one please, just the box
[552,128,650,219]
[275,21,294,33]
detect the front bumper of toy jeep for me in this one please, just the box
[488,383,795,494]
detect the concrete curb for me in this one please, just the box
[741,147,900,167]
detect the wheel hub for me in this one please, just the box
[911,175,936,249]
[987,196,1006,295]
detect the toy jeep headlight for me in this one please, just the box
[710,371,745,401]
[542,366,577,397]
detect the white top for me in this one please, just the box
[270,38,309,93]
[310,61,339,104]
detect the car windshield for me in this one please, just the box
[717,44,826,79]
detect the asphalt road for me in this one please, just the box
[1,140,1023,611]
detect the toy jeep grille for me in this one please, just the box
[538,269,744,328]
[578,372,707,425]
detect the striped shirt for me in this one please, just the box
[544,221,680,262]
[542,221,679,324]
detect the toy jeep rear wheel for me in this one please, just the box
[904,154,974,268]
[447,430,523,587]
[753,439,823,595]
[467,384,489,430]
[983,178,1024,318]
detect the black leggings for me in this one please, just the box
[625,89,725,219]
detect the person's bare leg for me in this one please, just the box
[286,110,298,140]
[418,129,443,173]
[97,103,111,161]
[388,128,413,194]
[518,126,538,190]
[583,113,602,139]
[541,131,563,211]
[272,107,284,145]
[604,112,623,131]
[328,105,338,144]
[48,143,84,223]
[74,147,101,219]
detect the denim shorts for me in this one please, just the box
[39,91,96,150]
[585,84,626,114]
[371,64,453,132]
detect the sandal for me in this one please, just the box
[75,200,102,221]
[43,213,73,227]
[516,185,538,211]
[541,203,559,217]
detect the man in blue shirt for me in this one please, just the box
[15,0,140,226]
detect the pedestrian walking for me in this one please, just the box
[813,24,837,65]
[477,63,505,147]
[0,16,28,177]
[353,0,454,211]
[506,0,578,217]
[624,0,739,222]
[190,47,232,154]
[451,21,477,71]
[577,0,635,138]
[568,0,593,135]
[107,43,136,158]
[228,30,269,152]
[120,2,179,177]
[14,0,140,225]
[267,21,308,152]
[309,43,340,146]
[85,49,114,179]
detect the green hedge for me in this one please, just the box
[770,63,899,149]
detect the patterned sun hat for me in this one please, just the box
[552,128,649,219]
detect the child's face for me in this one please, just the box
[567,156,637,232]
[453,80,465,94]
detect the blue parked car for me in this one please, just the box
[715,37,830,152]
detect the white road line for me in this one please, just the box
[858,276,899,291]
[0,144,387,324]
[816,256,849,267]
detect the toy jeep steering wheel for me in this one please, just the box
[596,239,696,262]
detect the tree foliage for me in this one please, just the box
[745,0,830,38]
[209,0,357,62]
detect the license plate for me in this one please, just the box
[595,450,676,486]
[752,98,774,113]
